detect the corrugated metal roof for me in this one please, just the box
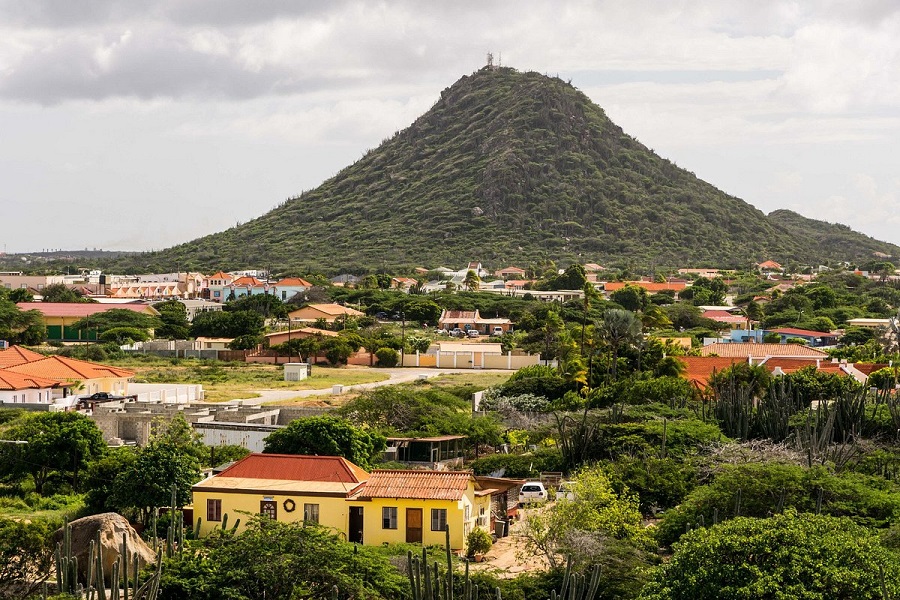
[215,453,368,484]
[357,470,474,501]
[16,303,158,317]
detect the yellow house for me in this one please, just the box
[349,470,494,551]
[191,454,368,537]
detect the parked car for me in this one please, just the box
[518,481,548,505]
[467,330,480,338]
[450,328,465,337]
[555,482,575,501]
[491,326,504,336]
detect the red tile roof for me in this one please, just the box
[7,356,134,381]
[357,470,475,501]
[769,327,835,338]
[699,343,828,358]
[604,281,687,292]
[0,346,46,368]
[230,276,264,287]
[441,310,477,320]
[274,277,313,287]
[216,454,368,484]
[678,356,746,387]
[0,369,61,391]
[854,363,889,376]
[702,310,747,324]
[16,303,157,318]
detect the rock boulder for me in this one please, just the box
[54,513,157,584]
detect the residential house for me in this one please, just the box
[5,354,134,398]
[264,327,339,347]
[766,327,839,347]
[677,268,722,278]
[391,277,419,292]
[384,436,466,469]
[0,345,46,369]
[0,369,63,405]
[203,272,235,303]
[288,303,365,324]
[191,454,368,538]
[494,267,527,280]
[846,318,892,329]
[698,342,828,359]
[0,272,67,293]
[17,303,160,342]
[757,260,784,274]
[602,281,688,295]
[351,470,494,550]
[583,263,605,283]
[437,309,512,335]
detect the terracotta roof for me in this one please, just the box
[0,369,61,391]
[264,327,339,339]
[758,261,783,269]
[215,454,368,484]
[769,327,835,338]
[854,363,890,376]
[6,356,134,381]
[699,343,828,358]
[357,470,475,501]
[702,310,747,323]
[230,276,264,287]
[17,303,158,318]
[0,346,46,368]
[207,272,233,281]
[678,356,746,387]
[604,281,687,292]
[274,277,313,287]
[290,303,365,317]
[441,310,477,320]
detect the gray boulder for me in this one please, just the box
[54,513,157,584]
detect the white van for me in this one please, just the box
[491,326,504,336]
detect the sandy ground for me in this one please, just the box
[467,511,551,578]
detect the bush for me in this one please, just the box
[604,456,698,516]
[374,347,400,367]
[641,511,900,600]
[655,463,900,546]
[466,527,492,557]
[469,448,564,478]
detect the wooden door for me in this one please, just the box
[406,508,423,543]
[349,507,364,544]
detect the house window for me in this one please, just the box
[464,505,471,523]
[214,291,221,298]
[303,503,319,523]
[431,509,447,532]
[260,500,277,520]
[382,507,398,529]
[478,507,487,527]
[207,499,222,522]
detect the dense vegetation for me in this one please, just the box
[87,67,898,274]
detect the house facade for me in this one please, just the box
[191,454,368,538]
[351,470,493,550]
[288,303,365,324]
[16,303,160,342]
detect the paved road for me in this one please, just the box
[226,367,509,405]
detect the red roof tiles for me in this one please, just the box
[357,470,475,501]
[0,346,46,368]
[6,355,134,381]
[16,303,156,318]
[0,369,60,391]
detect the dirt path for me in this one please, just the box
[467,516,551,578]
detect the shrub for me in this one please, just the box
[469,448,564,478]
[466,527,493,557]
[374,347,400,367]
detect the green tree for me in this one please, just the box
[0,518,54,598]
[41,283,95,303]
[263,416,386,470]
[158,517,407,600]
[610,285,649,312]
[463,269,481,291]
[1,412,106,494]
[71,309,161,339]
[98,326,151,344]
[225,293,289,319]
[83,447,138,514]
[0,297,45,344]
[641,511,900,600]
[597,309,642,380]
[664,303,703,331]
[321,337,353,365]
[190,310,264,338]
[154,300,191,339]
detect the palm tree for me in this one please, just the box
[596,309,642,380]
[463,269,481,292]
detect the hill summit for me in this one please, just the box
[128,66,898,273]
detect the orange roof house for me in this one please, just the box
[0,367,64,404]
[288,303,365,324]
[603,281,688,294]
[191,453,369,538]
[699,343,828,359]
[16,302,159,342]
[0,345,46,368]
[6,355,134,398]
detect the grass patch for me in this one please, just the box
[417,371,513,390]
[0,492,85,522]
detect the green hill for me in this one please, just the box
[767,209,897,262]
[111,66,897,273]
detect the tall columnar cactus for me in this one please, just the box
[405,526,602,600]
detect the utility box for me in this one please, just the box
[284,363,310,381]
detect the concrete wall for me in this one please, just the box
[402,351,540,370]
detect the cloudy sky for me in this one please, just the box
[2,1,900,254]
